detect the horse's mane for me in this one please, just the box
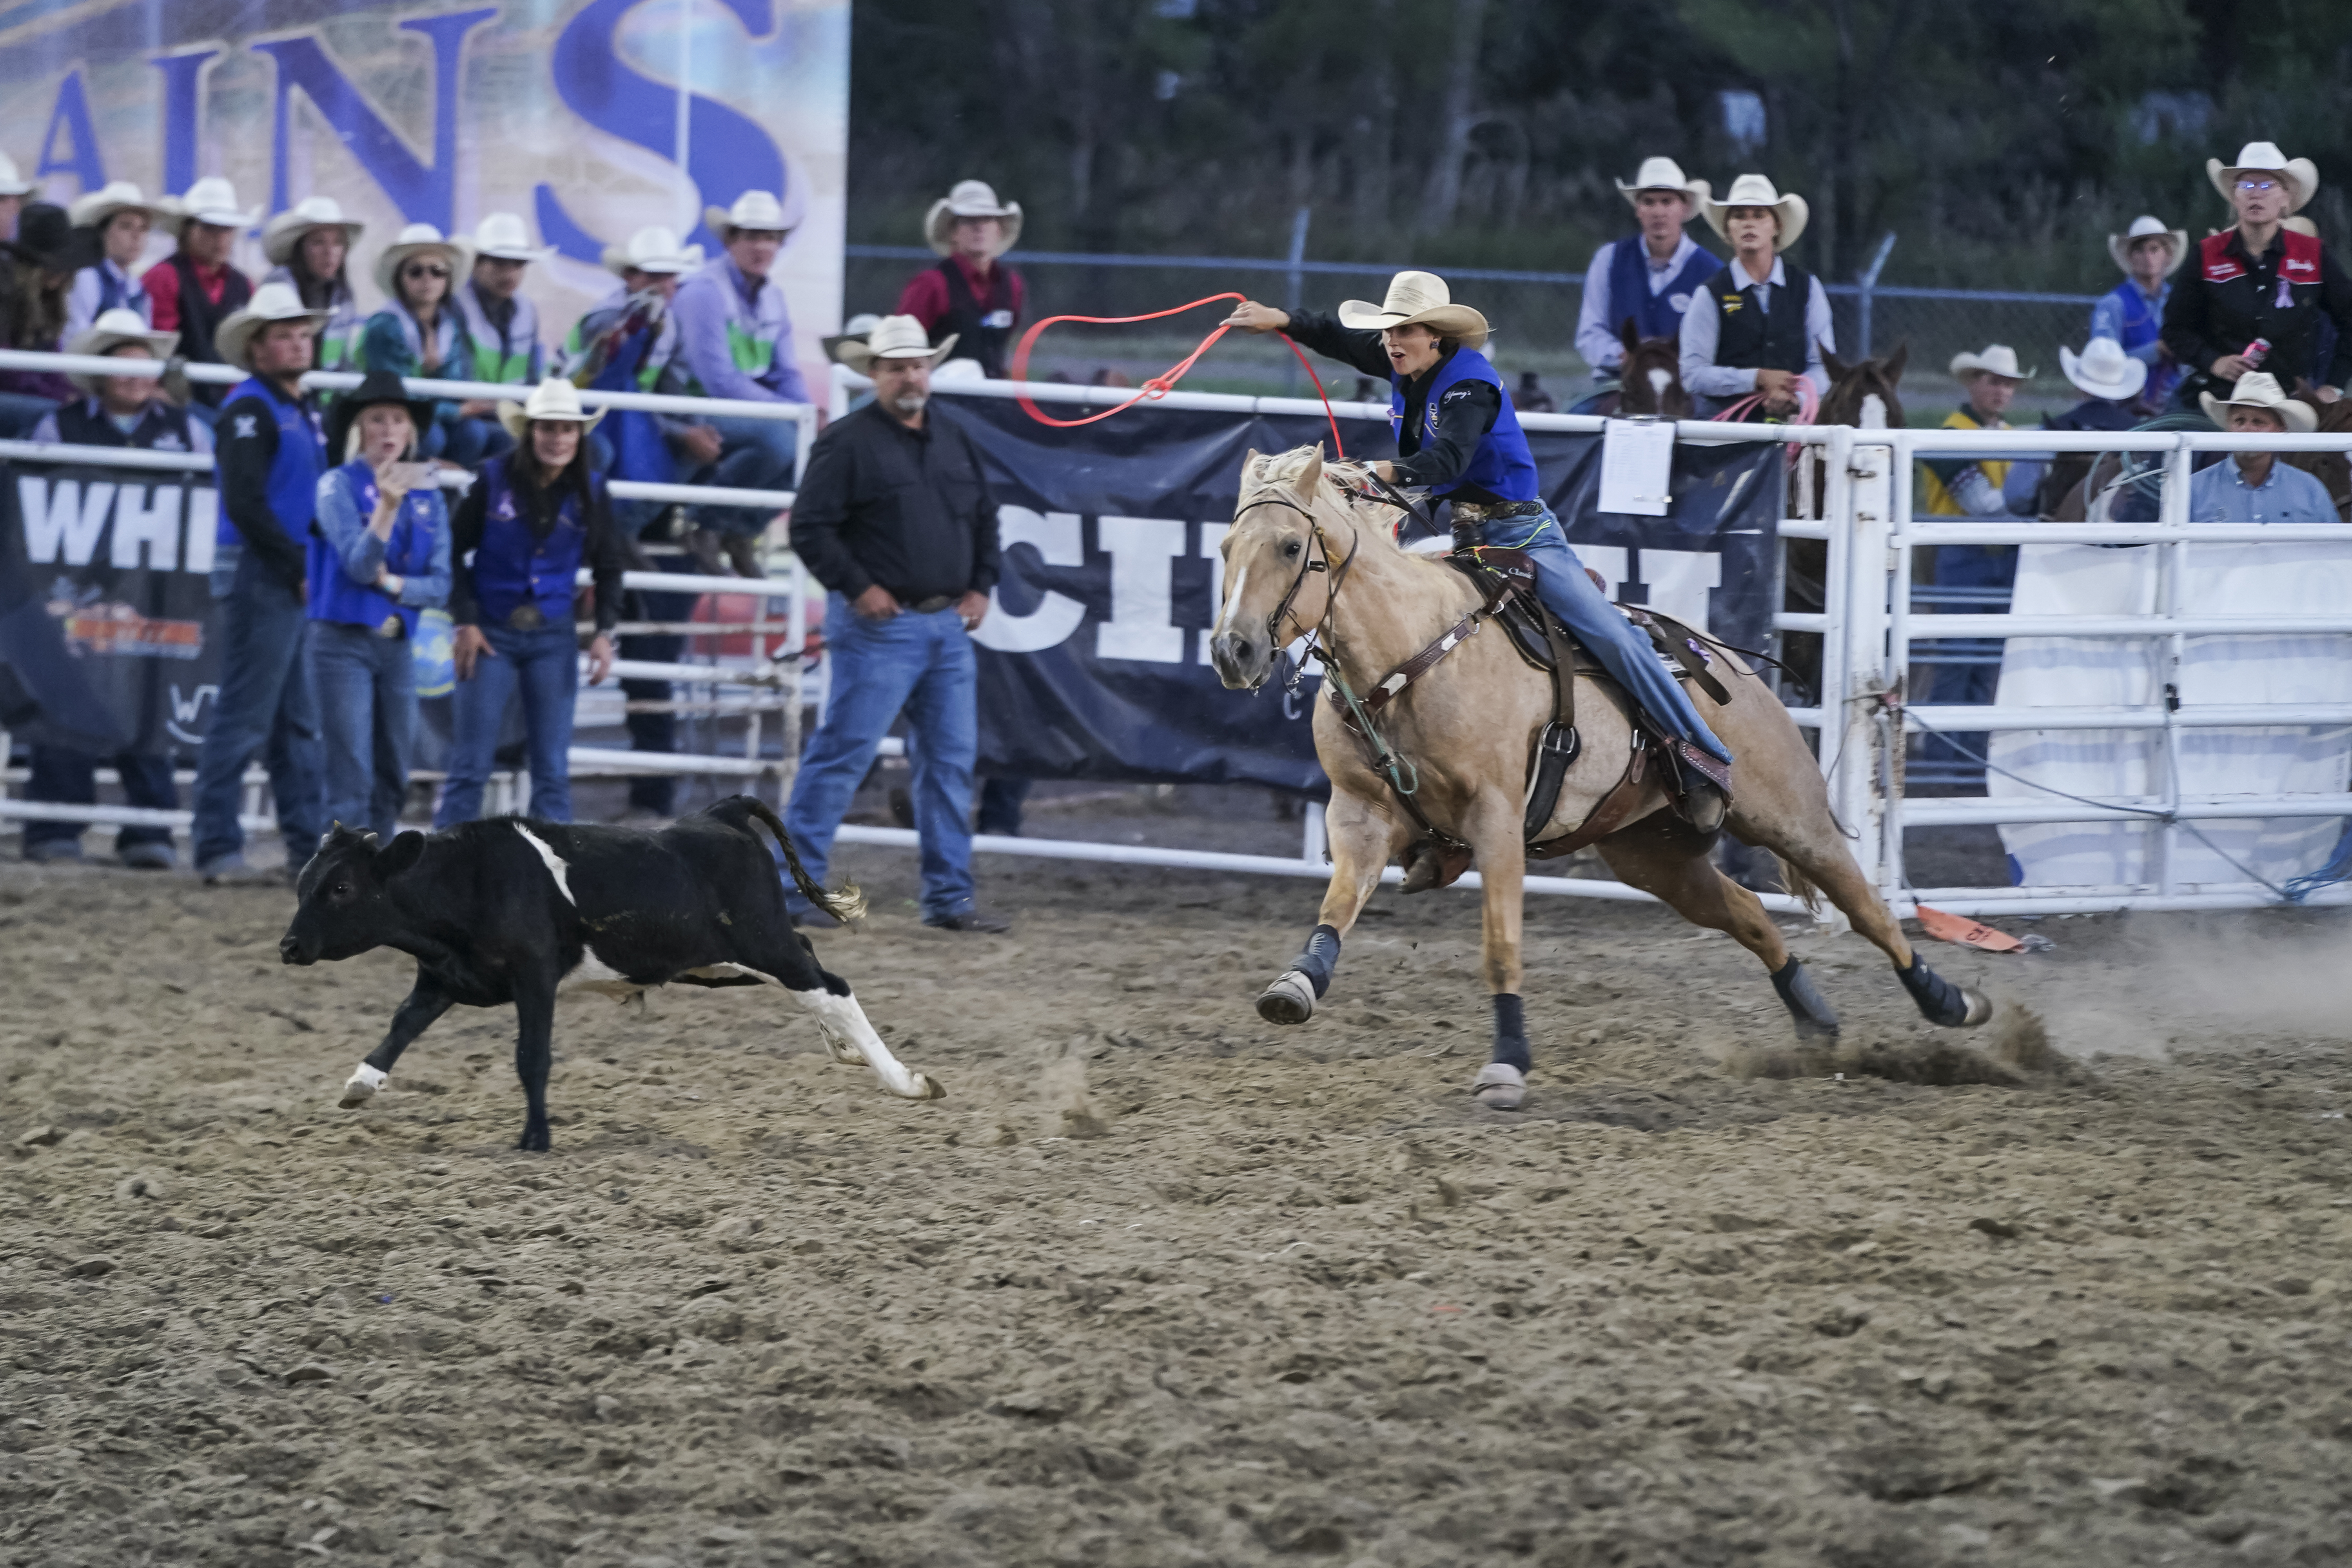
[1242,446,1417,552]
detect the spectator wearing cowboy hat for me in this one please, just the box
[63,181,164,341]
[2162,141,2352,408]
[787,316,1009,933]
[1573,157,1719,399]
[309,368,451,843]
[2092,215,2186,414]
[2033,338,2148,517]
[190,281,332,884]
[143,177,260,414]
[895,180,1026,381]
[0,202,84,436]
[452,213,553,387]
[2189,372,2336,523]
[0,151,36,241]
[359,223,488,465]
[436,378,629,828]
[1679,174,1834,419]
[673,189,808,577]
[18,311,205,869]
[260,196,365,371]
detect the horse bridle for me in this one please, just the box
[1231,486,1360,691]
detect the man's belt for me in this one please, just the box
[903,594,957,614]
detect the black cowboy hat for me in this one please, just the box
[10,203,93,272]
[325,368,439,463]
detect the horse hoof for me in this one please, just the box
[904,1073,948,1102]
[339,1063,387,1109]
[1961,989,1993,1028]
[1471,1062,1526,1111]
[1256,970,1317,1026]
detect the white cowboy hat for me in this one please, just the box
[0,152,39,199]
[372,222,472,298]
[704,188,801,240]
[1336,270,1491,349]
[214,280,330,370]
[65,308,178,394]
[1700,173,1808,251]
[2106,214,2188,277]
[2201,369,2318,433]
[924,180,1024,256]
[1615,156,1710,209]
[457,211,554,263]
[1950,344,2036,382]
[832,313,956,373]
[601,225,703,277]
[157,176,259,236]
[262,196,364,267]
[820,312,883,362]
[2058,338,2147,403]
[2207,141,2318,214]
[497,376,608,439]
[66,180,163,230]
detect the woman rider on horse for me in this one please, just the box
[1223,272,1734,828]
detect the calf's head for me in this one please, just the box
[280,825,426,966]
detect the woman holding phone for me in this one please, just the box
[308,367,452,841]
[436,377,629,827]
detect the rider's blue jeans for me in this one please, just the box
[1472,506,1734,766]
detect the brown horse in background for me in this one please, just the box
[1585,321,1694,418]
[1208,445,1992,1110]
[2286,393,2352,520]
[1777,345,1911,697]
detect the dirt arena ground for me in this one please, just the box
[6,809,2352,1566]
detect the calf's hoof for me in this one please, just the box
[1256,970,1317,1026]
[339,1063,388,1109]
[515,1126,552,1154]
[1471,1062,1527,1111]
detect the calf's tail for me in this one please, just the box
[740,798,867,924]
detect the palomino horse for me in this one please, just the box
[1209,445,1991,1108]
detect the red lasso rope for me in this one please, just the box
[1008,291,1347,458]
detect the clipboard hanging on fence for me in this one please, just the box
[1598,418,1676,516]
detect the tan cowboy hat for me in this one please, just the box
[156,176,259,236]
[1950,344,2036,382]
[2201,369,2318,433]
[214,280,330,370]
[2207,141,2318,214]
[2058,338,2147,403]
[66,180,164,230]
[498,376,608,440]
[601,225,703,277]
[704,188,801,240]
[924,180,1024,256]
[2107,214,2187,276]
[0,151,36,199]
[1336,270,1490,349]
[1615,156,1709,209]
[263,196,364,266]
[833,313,956,373]
[65,308,178,394]
[1700,173,1808,251]
[456,211,554,263]
[372,222,471,297]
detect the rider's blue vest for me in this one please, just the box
[1389,347,1539,503]
[1605,234,1720,343]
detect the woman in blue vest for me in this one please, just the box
[309,369,451,841]
[1572,156,1719,410]
[437,377,630,828]
[1224,272,1734,826]
[2091,216,2185,415]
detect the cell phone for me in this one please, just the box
[387,461,438,491]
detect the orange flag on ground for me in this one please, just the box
[1913,905,2025,953]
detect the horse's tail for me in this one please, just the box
[1773,854,1825,916]
[739,797,866,924]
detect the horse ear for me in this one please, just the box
[1292,443,1324,498]
[1882,341,1909,383]
[1821,348,1850,381]
[1619,319,1640,357]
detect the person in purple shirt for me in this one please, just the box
[670,189,806,578]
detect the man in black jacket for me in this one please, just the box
[2162,140,2352,408]
[783,315,1007,933]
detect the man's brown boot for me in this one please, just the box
[722,533,767,579]
[686,528,727,576]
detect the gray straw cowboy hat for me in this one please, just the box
[65,308,178,394]
[214,280,330,370]
[66,180,165,230]
[157,176,260,236]
[1700,173,1808,251]
[2107,214,2187,276]
[2201,370,2318,433]
[1615,156,1710,208]
[704,188,802,239]
[1336,271,1491,349]
[498,376,608,441]
[924,180,1024,256]
[1950,344,2036,382]
[2058,338,2147,403]
[456,211,555,263]
[602,225,703,277]
[833,314,956,373]
[373,223,471,297]
[2207,141,2318,214]
[263,196,365,267]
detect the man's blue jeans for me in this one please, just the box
[191,553,325,868]
[436,622,579,825]
[23,748,177,853]
[310,621,420,842]
[701,413,796,538]
[1475,506,1734,766]
[784,597,977,920]
[0,390,60,439]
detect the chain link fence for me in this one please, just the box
[848,245,2109,423]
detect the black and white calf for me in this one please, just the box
[278,795,942,1152]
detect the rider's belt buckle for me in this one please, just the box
[375,614,405,639]
[506,604,546,631]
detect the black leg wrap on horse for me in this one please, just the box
[1291,924,1342,998]
[1768,957,1841,1040]
[1896,952,1978,1027]
[1491,993,1532,1073]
